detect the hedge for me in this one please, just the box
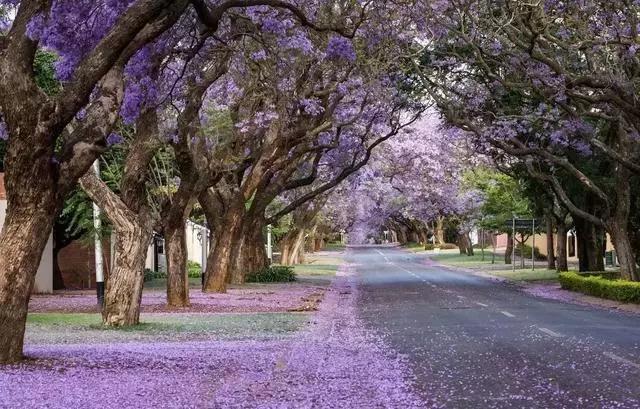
[246,266,297,283]
[559,272,640,303]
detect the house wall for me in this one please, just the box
[57,240,111,289]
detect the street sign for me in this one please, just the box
[504,219,541,230]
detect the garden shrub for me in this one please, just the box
[246,266,297,283]
[187,261,202,278]
[559,272,640,303]
[144,269,166,281]
[439,243,458,250]
[514,244,543,260]
[424,243,435,250]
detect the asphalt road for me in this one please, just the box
[350,246,640,409]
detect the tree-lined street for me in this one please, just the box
[355,246,640,408]
[1,1,640,407]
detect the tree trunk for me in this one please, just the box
[556,223,568,272]
[102,224,150,326]
[575,218,605,272]
[281,228,305,265]
[465,233,474,256]
[435,217,445,245]
[0,206,56,363]
[203,201,245,293]
[231,225,268,282]
[609,220,639,281]
[505,232,513,264]
[546,216,556,270]
[397,228,407,244]
[165,222,190,307]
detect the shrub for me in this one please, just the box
[144,269,166,281]
[246,266,297,283]
[514,244,543,260]
[424,243,435,250]
[188,261,202,278]
[559,272,640,303]
[439,243,458,250]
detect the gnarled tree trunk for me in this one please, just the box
[546,216,556,270]
[165,221,190,307]
[556,223,568,272]
[505,232,513,264]
[0,204,57,363]
[105,224,150,326]
[80,171,155,326]
[203,200,245,293]
[609,220,638,281]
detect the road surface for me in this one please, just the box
[350,246,640,408]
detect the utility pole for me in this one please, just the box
[92,160,104,307]
[267,224,273,264]
[512,218,516,273]
[532,219,535,271]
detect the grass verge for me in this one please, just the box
[25,312,308,345]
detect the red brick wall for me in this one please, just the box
[58,240,111,289]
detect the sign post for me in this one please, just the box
[512,218,516,272]
[531,219,535,271]
[92,160,104,307]
[266,224,273,264]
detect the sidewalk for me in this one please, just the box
[2,250,423,409]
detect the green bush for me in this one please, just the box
[246,266,297,283]
[144,269,166,281]
[424,243,435,250]
[439,243,458,250]
[559,272,640,303]
[514,244,543,260]
[188,261,202,278]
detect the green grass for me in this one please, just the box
[324,242,346,251]
[25,312,308,345]
[489,269,560,282]
[431,251,501,267]
[403,242,428,253]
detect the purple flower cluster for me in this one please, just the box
[325,35,357,62]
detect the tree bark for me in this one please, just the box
[575,218,605,272]
[0,205,56,363]
[281,228,306,265]
[609,219,638,281]
[505,232,513,264]
[79,171,154,326]
[104,225,150,326]
[546,215,556,270]
[203,200,245,293]
[556,223,568,272]
[165,221,190,307]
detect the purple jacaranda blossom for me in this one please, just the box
[106,132,124,146]
[325,35,356,62]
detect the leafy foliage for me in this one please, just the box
[246,266,297,283]
[187,261,202,278]
[559,272,640,303]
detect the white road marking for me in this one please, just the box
[537,327,563,338]
[475,302,488,307]
[457,295,466,299]
[603,352,640,369]
[500,311,515,318]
